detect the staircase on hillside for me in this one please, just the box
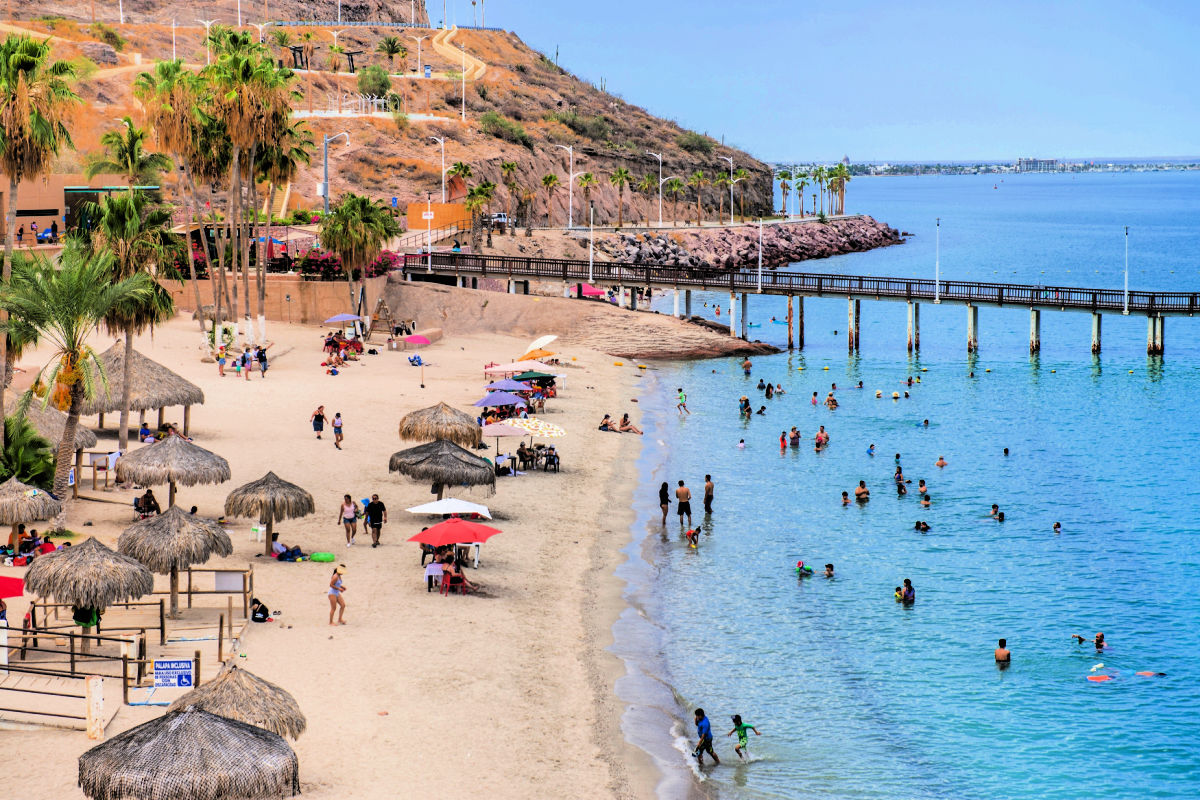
[262,182,292,219]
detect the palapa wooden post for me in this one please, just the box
[86,675,104,739]
[74,449,82,499]
[183,405,191,436]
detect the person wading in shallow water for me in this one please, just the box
[676,480,692,526]
[704,474,714,514]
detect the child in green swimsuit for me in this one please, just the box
[727,714,760,759]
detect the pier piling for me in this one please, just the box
[967,304,979,353]
[907,301,920,352]
[797,296,804,349]
[729,292,737,337]
[673,288,679,318]
[1091,313,1102,354]
[1147,316,1165,356]
[740,294,748,339]
[684,289,692,317]
[847,298,860,352]
[1029,308,1041,354]
[786,296,794,349]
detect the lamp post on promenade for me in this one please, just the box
[718,156,734,225]
[934,217,941,304]
[322,131,350,214]
[554,144,581,229]
[1124,225,1129,315]
[430,136,445,202]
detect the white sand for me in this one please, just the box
[3,314,655,799]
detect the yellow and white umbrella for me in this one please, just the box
[508,418,566,439]
[526,335,558,353]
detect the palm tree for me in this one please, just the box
[812,165,828,216]
[377,36,406,72]
[577,172,597,224]
[447,161,473,197]
[85,191,180,451]
[687,170,709,226]
[830,162,851,215]
[541,173,559,226]
[464,186,486,251]
[300,31,316,111]
[269,29,292,62]
[475,179,497,247]
[255,118,312,341]
[319,193,401,311]
[713,173,730,221]
[776,168,792,217]
[520,187,536,236]
[0,34,78,448]
[794,169,809,217]
[732,168,749,223]
[609,166,631,228]
[664,177,684,227]
[85,116,173,185]
[636,173,655,225]
[328,44,344,73]
[500,160,518,235]
[0,241,154,498]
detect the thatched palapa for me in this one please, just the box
[0,476,63,525]
[397,402,482,448]
[5,398,98,450]
[79,343,205,434]
[118,506,232,617]
[78,706,300,800]
[115,437,231,507]
[24,536,153,610]
[224,472,315,557]
[167,665,307,739]
[389,438,495,499]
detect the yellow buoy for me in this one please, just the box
[797,367,804,371]
[985,368,991,373]
[921,368,928,372]
[823,366,830,371]
[613,361,624,366]
[1129,370,1134,374]
[1051,369,1056,373]
[638,365,648,369]
[891,392,900,399]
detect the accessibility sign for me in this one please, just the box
[422,211,435,220]
[154,659,194,688]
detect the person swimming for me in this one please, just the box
[920,494,931,507]
[757,379,766,390]
[1053,521,1061,534]
[737,439,746,449]
[824,563,834,577]
[854,480,870,502]
[1072,632,1107,650]
[935,455,948,468]
[825,393,839,409]
[914,520,930,532]
[867,443,876,456]
[765,383,774,399]
[842,491,850,505]
[988,504,999,517]
[756,406,767,415]
[789,427,801,445]
[917,479,927,494]
[811,391,818,405]
[775,384,786,395]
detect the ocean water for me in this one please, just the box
[613,172,1200,800]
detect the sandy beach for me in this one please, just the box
[3,313,656,799]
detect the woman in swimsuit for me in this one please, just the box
[328,565,347,625]
[659,482,670,525]
[339,494,359,546]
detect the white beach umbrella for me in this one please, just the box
[526,335,558,353]
[406,498,492,519]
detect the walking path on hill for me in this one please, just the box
[432,26,487,80]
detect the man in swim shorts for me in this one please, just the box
[693,708,719,765]
[676,480,692,526]
[703,475,714,514]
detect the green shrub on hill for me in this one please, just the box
[677,131,715,156]
[480,111,533,149]
[544,111,611,141]
[357,65,390,97]
[89,22,125,52]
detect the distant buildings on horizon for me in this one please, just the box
[769,158,1200,176]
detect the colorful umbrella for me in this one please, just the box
[480,422,525,454]
[579,284,606,297]
[473,392,526,408]
[513,371,556,382]
[484,379,532,392]
[483,360,555,375]
[407,517,502,547]
[508,418,566,438]
[405,499,492,519]
[324,313,361,324]
[520,348,556,361]
[405,334,431,348]
[0,575,25,598]
[526,335,558,352]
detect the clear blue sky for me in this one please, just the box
[431,0,1200,163]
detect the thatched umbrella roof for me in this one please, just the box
[0,476,62,525]
[389,438,495,499]
[116,437,231,507]
[78,706,300,800]
[397,402,481,448]
[118,506,231,618]
[5,398,97,450]
[167,665,306,739]
[78,342,205,415]
[224,472,315,557]
[24,536,153,609]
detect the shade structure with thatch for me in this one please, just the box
[389,439,495,500]
[78,706,300,800]
[397,402,482,449]
[118,506,232,618]
[79,343,205,435]
[5,397,98,451]
[0,476,62,527]
[167,665,306,739]
[224,472,315,557]
[25,536,153,611]
[115,437,231,507]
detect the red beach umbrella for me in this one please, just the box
[407,517,502,547]
[405,334,431,346]
[0,575,25,598]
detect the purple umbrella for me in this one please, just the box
[473,391,526,408]
[484,379,532,392]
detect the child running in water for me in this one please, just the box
[727,714,761,759]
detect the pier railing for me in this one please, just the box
[402,252,1198,315]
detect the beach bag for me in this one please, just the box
[310,552,335,562]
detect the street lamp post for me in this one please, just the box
[251,22,269,42]
[555,144,580,229]
[322,131,350,213]
[119,0,124,24]
[934,217,941,303]
[1123,225,1129,315]
[172,19,176,60]
[337,0,341,24]
[757,219,763,292]
[237,0,242,27]
[409,34,427,77]
[718,156,734,225]
[430,136,445,202]
[197,19,217,64]
[588,204,594,283]
[427,192,433,273]
[646,151,663,227]
[459,44,466,122]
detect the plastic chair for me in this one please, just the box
[441,571,468,596]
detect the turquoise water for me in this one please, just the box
[615,172,1200,799]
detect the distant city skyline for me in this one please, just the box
[450,0,1199,163]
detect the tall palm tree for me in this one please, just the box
[447,160,473,196]
[541,173,559,226]
[500,160,518,235]
[609,166,631,228]
[0,34,78,448]
[328,44,344,73]
[776,168,792,217]
[713,173,730,221]
[300,31,316,111]
[664,177,684,227]
[732,168,749,223]
[812,165,828,216]
[255,118,312,341]
[687,170,709,226]
[577,172,597,224]
[377,36,406,72]
[464,186,487,252]
[475,179,496,247]
[269,29,292,62]
[636,173,655,225]
[85,191,180,451]
[794,169,809,217]
[830,162,851,215]
[319,193,400,311]
[85,116,173,185]
[1,241,154,498]
[520,187,536,236]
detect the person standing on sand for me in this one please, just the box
[676,480,692,526]
[257,344,269,378]
[333,413,344,449]
[241,349,253,381]
[365,494,387,547]
[659,481,670,525]
[217,346,226,377]
[328,564,347,625]
[311,405,328,439]
[704,475,714,514]
[339,494,359,546]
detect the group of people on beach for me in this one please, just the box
[659,476,715,527]
[310,405,345,449]
[216,342,271,379]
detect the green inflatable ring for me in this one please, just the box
[310,552,335,563]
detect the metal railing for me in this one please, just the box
[394,219,472,252]
[401,252,1199,315]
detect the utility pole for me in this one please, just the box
[934,217,941,303]
[647,151,663,227]
[322,132,350,214]
[555,144,582,229]
[430,136,445,202]
[197,19,217,65]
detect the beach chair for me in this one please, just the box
[542,452,560,473]
[441,571,468,596]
